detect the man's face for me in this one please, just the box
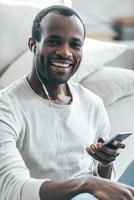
[34,12,84,85]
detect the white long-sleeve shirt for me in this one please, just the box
[0,77,110,200]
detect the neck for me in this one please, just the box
[27,67,72,105]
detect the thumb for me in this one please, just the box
[97,137,105,143]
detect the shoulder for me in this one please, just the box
[0,76,28,108]
[69,81,104,108]
[0,76,27,98]
[0,76,29,129]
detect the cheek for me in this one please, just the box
[72,51,82,73]
[35,53,43,66]
[74,52,82,67]
[34,53,46,75]
[36,49,47,65]
[75,50,82,61]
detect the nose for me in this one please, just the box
[56,44,72,58]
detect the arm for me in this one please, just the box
[39,176,134,200]
[86,99,117,179]
[0,100,44,200]
[86,99,114,179]
[0,132,44,200]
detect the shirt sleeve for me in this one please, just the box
[92,98,116,180]
[94,99,110,142]
[0,141,47,200]
[0,98,48,200]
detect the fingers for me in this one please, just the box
[86,146,116,164]
[97,137,105,143]
[86,143,120,165]
[124,183,134,195]
[114,141,125,149]
[87,143,119,157]
[100,144,120,156]
[98,137,126,150]
[86,136,126,165]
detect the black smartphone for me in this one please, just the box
[104,132,133,149]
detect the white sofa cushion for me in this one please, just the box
[80,67,134,105]
[83,38,126,66]
[71,38,126,82]
[0,50,33,89]
[0,1,40,75]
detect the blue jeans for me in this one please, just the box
[71,160,134,200]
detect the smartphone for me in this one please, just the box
[104,132,133,149]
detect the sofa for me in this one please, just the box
[0,0,134,178]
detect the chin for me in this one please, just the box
[48,73,72,85]
[50,78,69,85]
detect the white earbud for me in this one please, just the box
[31,46,36,53]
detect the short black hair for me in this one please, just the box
[32,5,86,42]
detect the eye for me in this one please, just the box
[46,39,61,47]
[70,41,82,50]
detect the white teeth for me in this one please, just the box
[52,62,70,68]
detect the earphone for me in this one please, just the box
[31,46,36,53]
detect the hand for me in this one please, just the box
[85,176,134,200]
[39,174,134,200]
[86,137,125,166]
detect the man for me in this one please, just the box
[0,5,133,200]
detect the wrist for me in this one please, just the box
[99,161,113,168]
[79,176,98,194]
[39,179,87,200]
[39,177,98,200]
[98,162,113,179]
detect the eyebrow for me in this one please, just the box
[45,35,61,41]
[46,35,83,43]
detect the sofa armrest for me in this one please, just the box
[80,66,134,106]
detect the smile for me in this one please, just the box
[52,62,71,68]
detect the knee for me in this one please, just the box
[71,193,99,200]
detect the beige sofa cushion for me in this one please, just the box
[81,67,134,105]
[0,1,39,75]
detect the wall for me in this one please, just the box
[72,0,134,27]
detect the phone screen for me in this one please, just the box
[104,132,132,149]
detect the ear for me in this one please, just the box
[28,37,36,53]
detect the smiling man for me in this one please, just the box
[28,8,84,104]
[0,5,134,200]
